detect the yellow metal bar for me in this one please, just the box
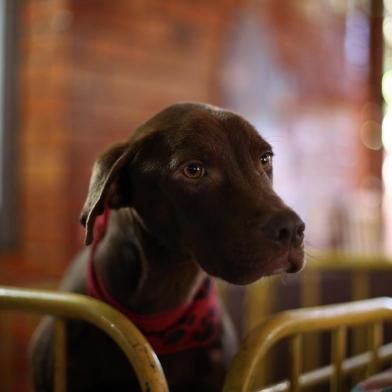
[0,286,168,392]
[300,270,321,372]
[223,297,392,392]
[304,251,392,271]
[352,271,370,357]
[330,327,346,392]
[367,321,383,376]
[352,271,370,301]
[54,318,66,392]
[244,278,276,333]
[289,334,301,392]
[244,278,276,387]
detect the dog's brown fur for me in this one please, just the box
[30,103,305,391]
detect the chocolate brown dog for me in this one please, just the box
[30,103,305,391]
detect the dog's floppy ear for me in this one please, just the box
[80,142,133,245]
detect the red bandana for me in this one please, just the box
[86,209,221,355]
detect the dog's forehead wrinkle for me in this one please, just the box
[139,159,164,173]
[167,124,229,157]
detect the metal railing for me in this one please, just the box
[223,297,392,392]
[242,252,392,384]
[0,286,169,392]
[245,252,392,333]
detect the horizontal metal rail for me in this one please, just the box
[0,286,169,392]
[305,251,392,271]
[223,297,392,392]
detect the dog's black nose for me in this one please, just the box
[262,211,305,247]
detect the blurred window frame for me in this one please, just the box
[0,0,18,249]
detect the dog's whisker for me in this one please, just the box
[304,249,326,263]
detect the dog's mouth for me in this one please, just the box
[271,248,305,275]
[254,247,305,278]
[208,245,305,285]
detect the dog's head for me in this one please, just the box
[80,103,305,285]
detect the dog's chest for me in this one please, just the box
[87,209,223,355]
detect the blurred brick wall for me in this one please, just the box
[0,1,238,390]
[67,0,238,251]
[2,0,238,282]
[17,0,72,279]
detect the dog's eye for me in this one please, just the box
[183,162,205,179]
[260,152,273,169]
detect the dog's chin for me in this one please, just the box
[204,248,305,286]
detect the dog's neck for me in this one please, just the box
[93,209,206,315]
